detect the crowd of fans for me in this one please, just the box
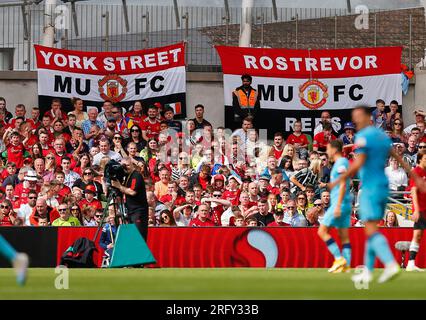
[0,96,423,229]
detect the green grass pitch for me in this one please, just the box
[0,268,425,300]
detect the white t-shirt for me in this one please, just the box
[175,213,194,227]
[93,150,122,166]
[385,166,408,191]
[17,203,34,226]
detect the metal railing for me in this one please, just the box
[0,4,425,71]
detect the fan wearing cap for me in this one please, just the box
[211,174,225,192]
[103,116,119,139]
[13,169,41,205]
[339,122,356,145]
[267,208,290,226]
[78,185,102,211]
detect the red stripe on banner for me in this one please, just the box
[35,43,186,76]
[56,227,104,267]
[215,46,402,78]
[55,227,424,268]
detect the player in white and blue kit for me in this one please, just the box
[318,140,352,273]
[329,106,426,284]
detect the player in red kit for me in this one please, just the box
[406,150,426,272]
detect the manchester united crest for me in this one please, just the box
[299,79,328,110]
[98,74,128,103]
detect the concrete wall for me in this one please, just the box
[0,71,422,128]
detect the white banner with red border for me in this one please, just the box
[34,43,187,116]
[216,46,402,111]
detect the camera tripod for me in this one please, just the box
[93,188,127,242]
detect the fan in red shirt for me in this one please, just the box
[286,120,309,152]
[27,107,42,130]
[2,131,30,169]
[313,122,336,152]
[29,198,60,226]
[268,132,285,160]
[141,105,162,141]
[205,191,232,226]
[43,98,68,123]
[38,130,54,156]
[52,138,76,168]
[53,171,72,203]
[189,204,216,227]
[125,101,144,128]
[196,165,211,190]
[222,176,241,206]
[0,199,16,226]
[159,181,186,207]
[13,170,41,205]
[79,185,103,211]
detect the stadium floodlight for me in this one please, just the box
[173,0,180,28]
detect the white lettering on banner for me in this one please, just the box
[222,73,401,110]
[38,48,182,71]
[285,117,342,132]
[242,55,378,72]
[40,50,99,70]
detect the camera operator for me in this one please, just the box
[111,157,148,240]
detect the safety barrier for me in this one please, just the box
[1,226,424,268]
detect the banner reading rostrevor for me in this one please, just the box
[34,43,186,117]
[216,46,402,135]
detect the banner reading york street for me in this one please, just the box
[216,46,402,135]
[35,43,186,117]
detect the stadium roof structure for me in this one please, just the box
[63,6,426,71]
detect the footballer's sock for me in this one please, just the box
[369,232,395,267]
[325,238,342,259]
[0,234,17,262]
[365,237,376,271]
[342,243,352,266]
[409,241,419,262]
